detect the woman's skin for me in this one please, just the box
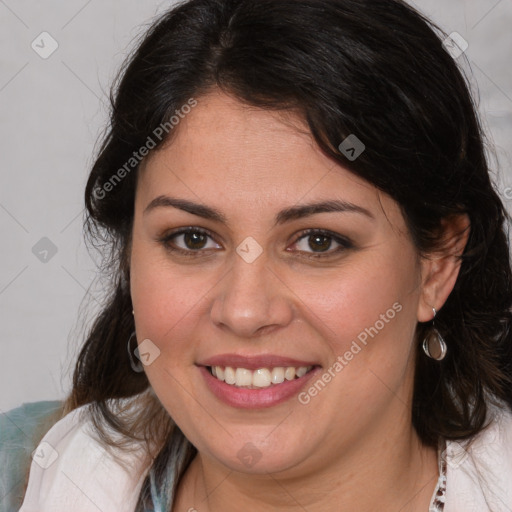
[130,90,470,511]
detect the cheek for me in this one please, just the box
[129,250,210,419]
[293,248,420,366]
[129,242,203,356]
[290,252,420,426]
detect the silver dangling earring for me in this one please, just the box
[127,331,144,373]
[422,307,447,361]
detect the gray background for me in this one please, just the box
[1,0,511,412]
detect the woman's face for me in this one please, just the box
[130,91,428,476]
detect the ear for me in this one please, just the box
[417,213,470,322]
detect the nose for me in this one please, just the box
[209,251,294,338]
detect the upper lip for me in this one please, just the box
[198,354,319,370]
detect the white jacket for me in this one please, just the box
[19,401,512,512]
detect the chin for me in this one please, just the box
[202,433,312,476]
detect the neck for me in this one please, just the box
[174,422,439,512]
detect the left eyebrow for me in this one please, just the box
[274,200,375,225]
[143,195,375,225]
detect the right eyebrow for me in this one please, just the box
[144,196,227,223]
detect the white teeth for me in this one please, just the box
[284,367,296,381]
[253,368,272,388]
[224,367,236,385]
[235,368,253,387]
[271,367,285,384]
[296,367,308,378]
[210,365,312,388]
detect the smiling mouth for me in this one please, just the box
[207,365,315,389]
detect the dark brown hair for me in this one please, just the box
[56,0,512,509]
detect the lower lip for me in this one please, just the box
[199,366,321,409]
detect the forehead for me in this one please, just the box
[143,93,336,181]
[136,91,403,230]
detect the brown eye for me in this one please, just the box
[183,231,208,250]
[290,229,353,258]
[159,227,222,256]
[307,234,332,252]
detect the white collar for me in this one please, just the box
[20,404,151,512]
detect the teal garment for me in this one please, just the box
[0,400,63,512]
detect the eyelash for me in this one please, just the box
[157,227,353,259]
